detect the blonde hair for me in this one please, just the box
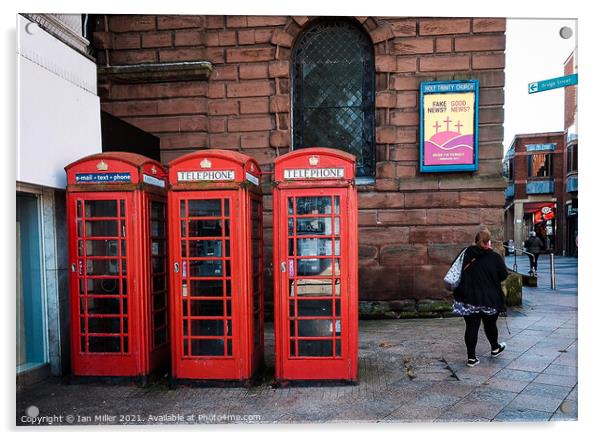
[475,227,491,249]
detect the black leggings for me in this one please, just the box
[463,313,500,359]
[528,253,540,271]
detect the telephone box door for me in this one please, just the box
[170,191,243,379]
[68,192,139,375]
[278,188,352,379]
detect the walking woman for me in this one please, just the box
[453,228,509,367]
[524,231,545,275]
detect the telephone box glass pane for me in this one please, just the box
[153,275,165,291]
[85,278,120,295]
[189,240,224,257]
[88,318,120,334]
[297,299,333,316]
[153,313,166,329]
[295,218,339,236]
[87,297,121,315]
[190,300,224,317]
[191,339,224,356]
[85,220,118,237]
[297,319,334,337]
[86,259,121,276]
[190,320,224,336]
[88,336,121,353]
[292,279,337,296]
[188,220,225,237]
[151,221,163,237]
[189,260,223,277]
[153,292,166,310]
[85,240,119,256]
[295,197,338,215]
[151,241,166,256]
[190,279,223,297]
[188,199,222,217]
[292,238,339,256]
[296,258,340,276]
[298,340,333,357]
[85,200,117,218]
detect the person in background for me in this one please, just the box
[453,228,509,367]
[524,231,545,275]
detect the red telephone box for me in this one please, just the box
[65,152,169,380]
[167,149,264,382]
[273,148,358,383]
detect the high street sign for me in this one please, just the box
[528,74,578,94]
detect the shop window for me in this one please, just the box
[568,144,578,173]
[528,153,553,177]
[292,18,375,178]
[503,158,514,180]
[17,193,46,371]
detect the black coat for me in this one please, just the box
[525,236,545,254]
[453,245,509,311]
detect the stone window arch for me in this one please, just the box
[291,18,375,178]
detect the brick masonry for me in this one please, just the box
[505,132,566,253]
[93,15,507,311]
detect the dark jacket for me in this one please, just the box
[525,236,545,254]
[453,245,509,312]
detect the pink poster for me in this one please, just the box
[423,92,475,167]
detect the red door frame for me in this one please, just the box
[67,191,142,376]
[274,188,357,381]
[65,152,168,379]
[143,192,170,374]
[272,148,358,382]
[169,190,250,380]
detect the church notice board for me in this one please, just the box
[419,80,479,173]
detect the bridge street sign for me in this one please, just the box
[528,74,578,94]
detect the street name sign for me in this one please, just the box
[528,74,578,94]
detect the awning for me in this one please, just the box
[523,202,555,214]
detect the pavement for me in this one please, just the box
[16,255,577,425]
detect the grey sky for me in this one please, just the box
[504,18,577,151]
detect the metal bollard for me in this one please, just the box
[550,253,556,290]
[513,250,518,272]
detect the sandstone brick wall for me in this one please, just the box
[92,15,507,312]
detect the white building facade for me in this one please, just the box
[17,13,101,384]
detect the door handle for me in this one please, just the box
[174,262,179,273]
[280,262,286,273]
[71,263,76,273]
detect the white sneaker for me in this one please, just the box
[491,342,506,358]
[466,358,480,367]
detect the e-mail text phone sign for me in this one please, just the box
[420,80,479,172]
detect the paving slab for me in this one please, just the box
[15,255,577,425]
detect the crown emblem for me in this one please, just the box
[309,155,319,166]
[96,160,108,171]
[150,165,157,175]
[200,158,212,169]
[250,163,255,171]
